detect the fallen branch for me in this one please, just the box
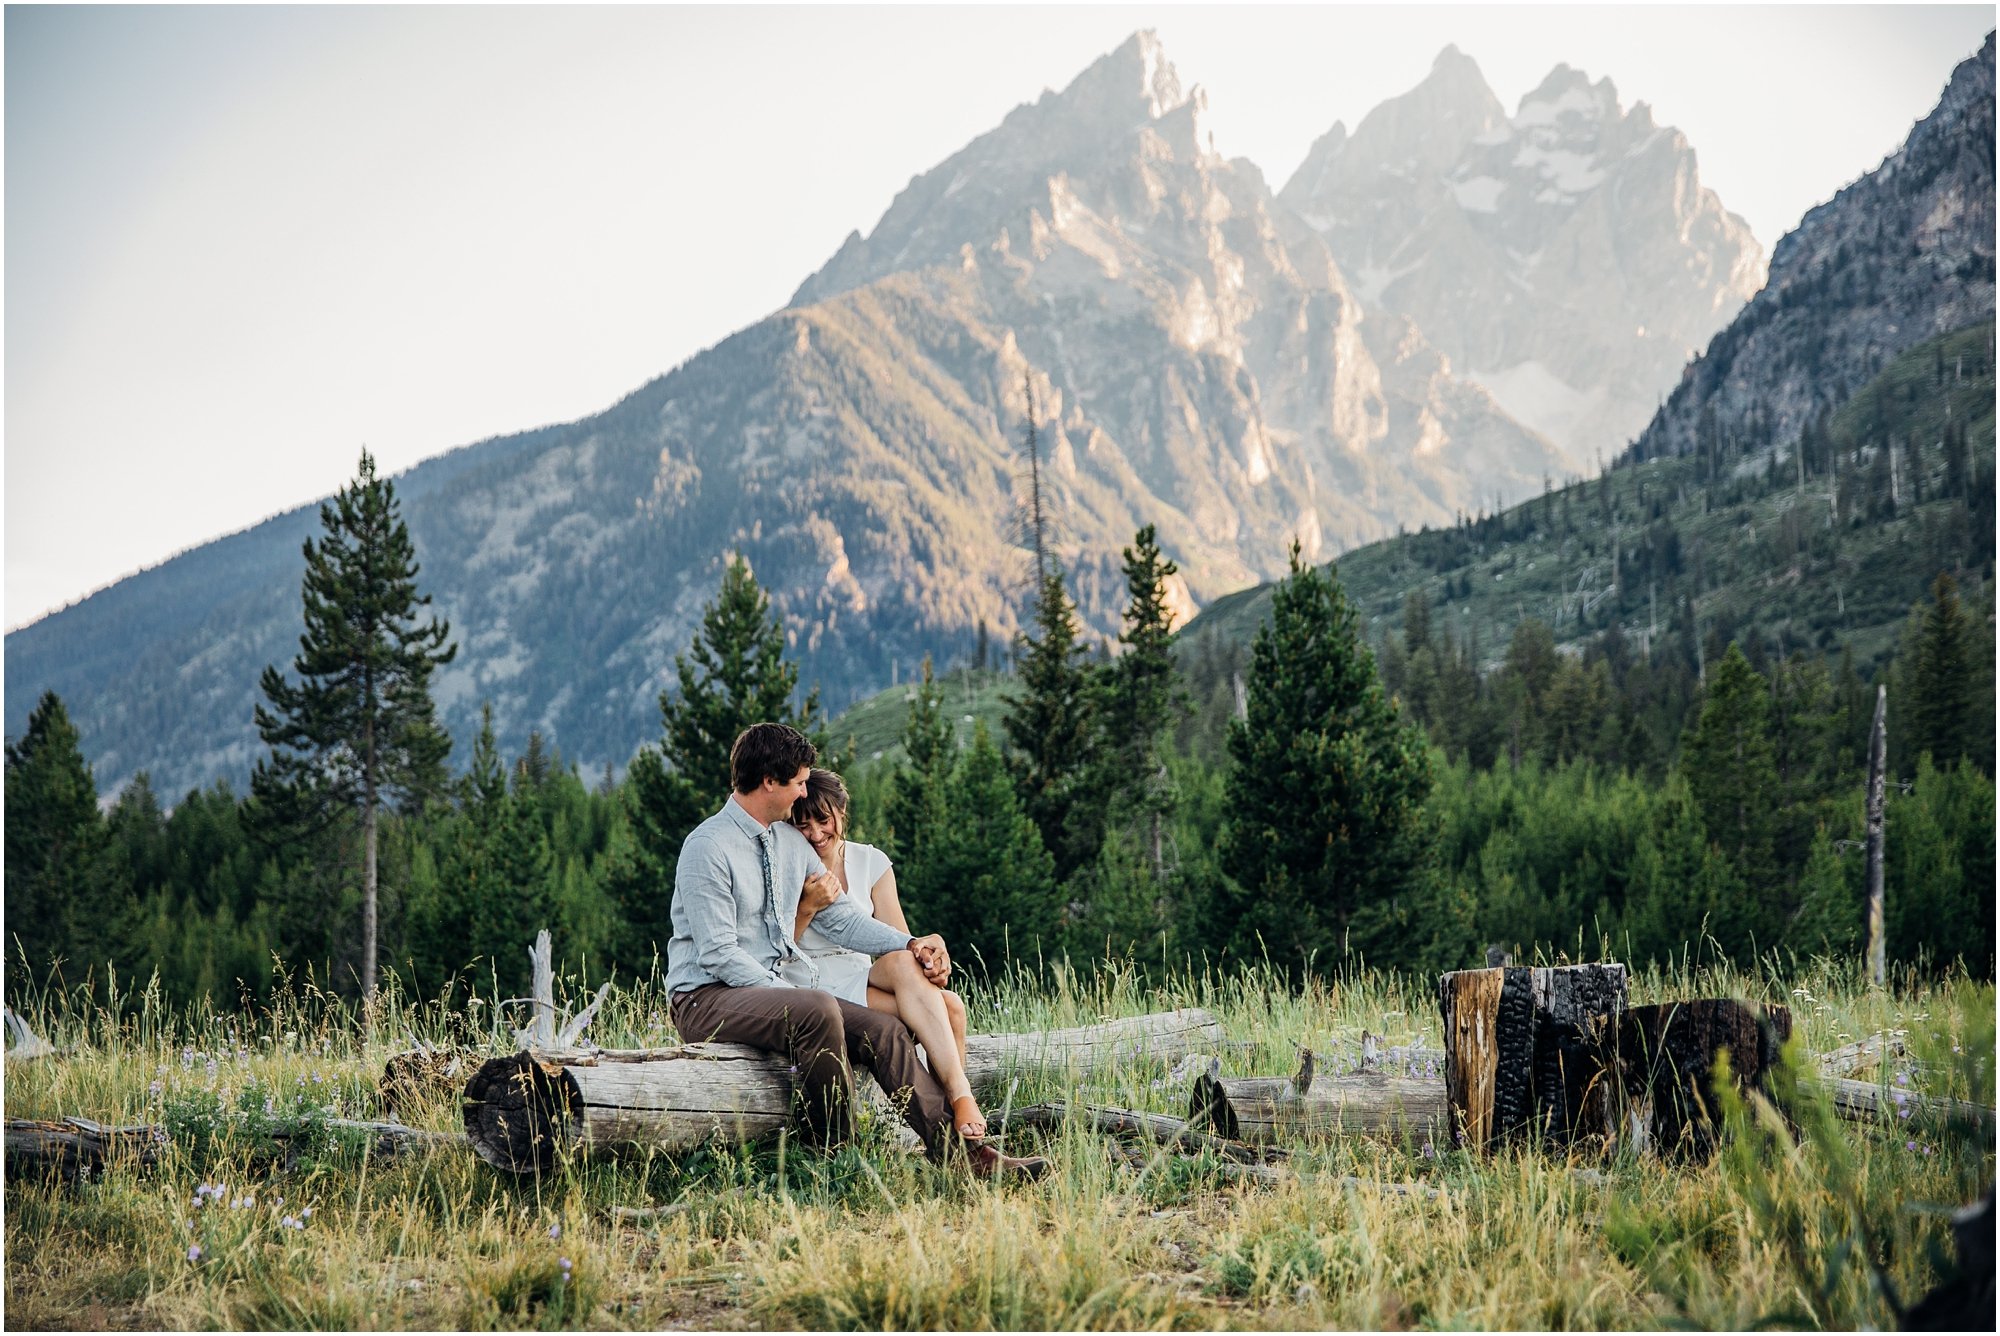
[1815,1032,1908,1079]
[4,1009,60,1061]
[4,1115,464,1180]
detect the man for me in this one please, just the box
[667,722,1048,1179]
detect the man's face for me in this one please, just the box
[749,765,811,825]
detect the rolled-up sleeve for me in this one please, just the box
[676,836,791,989]
[812,896,914,958]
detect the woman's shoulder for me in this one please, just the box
[847,840,892,874]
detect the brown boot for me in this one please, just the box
[960,1138,1052,1182]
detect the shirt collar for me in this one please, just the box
[722,794,771,838]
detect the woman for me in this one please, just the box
[784,768,985,1140]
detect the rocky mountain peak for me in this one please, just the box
[1279,45,1762,465]
[790,30,1213,307]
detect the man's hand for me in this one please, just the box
[799,871,841,919]
[909,933,951,986]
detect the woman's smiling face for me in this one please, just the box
[795,810,840,856]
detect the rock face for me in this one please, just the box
[1281,46,1767,467]
[1628,32,1996,463]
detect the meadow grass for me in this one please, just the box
[3,949,1991,1330]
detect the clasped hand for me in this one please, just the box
[799,870,841,915]
[908,933,951,986]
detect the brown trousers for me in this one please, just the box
[671,982,953,1157]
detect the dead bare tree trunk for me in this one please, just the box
[1865,685,1888,986]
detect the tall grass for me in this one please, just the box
[4,953,1991,1330]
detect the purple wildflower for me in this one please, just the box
[187,1244,202,1262]
[548,1223,561,1240]
[1907,1140,1917,1151]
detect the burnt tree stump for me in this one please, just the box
[1613,1000,1793,1158]
[1437,962,1628,1152]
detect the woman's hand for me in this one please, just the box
[908,933,951,986]
[799,870,842,918]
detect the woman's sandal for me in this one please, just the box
[951,1093,988,1141]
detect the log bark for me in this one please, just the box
[459,1009,1222,1174]
[1436,963,1628,1151]
[993,1100,1284,1163]
[1611,1000,1792,1159]
[4,1116,461,1181]
[1190,1070,1447,1143]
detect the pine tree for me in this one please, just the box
[909,721,1059,971]
[4,692,122,992]
[1679,643,1780,953]
[617,556,824,962]
[1907,571,1974,770]
[1092,526,1190,869]
[250,450,455,1003]
[1002,562,1096,881]
[1215,546,1444,974]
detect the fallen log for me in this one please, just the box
[4,1115,463,1180]
[992,1099,1285,1163]
[1189,1070,1448,1143]
[1815,1032,1907,1079]
[1825,1075,1995,1127]
[460,1008,1222,1175]
[1437,962,1629,1151]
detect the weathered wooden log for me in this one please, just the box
[1437,962,1628,1151]
[993,1100,1285,1163]
[1815,1031,1906,1079]
[4,1115,462,1181]
[1611,1000,1792,1158]
[456,1008,1221,1173]
[1189,1070,1448,1143]
[1825,1075,1995,1128]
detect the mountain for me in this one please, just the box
[8,31,1753,802]
[1281,46,1766,466]
[1627,33,1995,464]
[1183,37,1997,673]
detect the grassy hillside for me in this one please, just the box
[1180,323,1996,675]
[828,665,1016,769]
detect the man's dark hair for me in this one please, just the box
[731,723,817,793]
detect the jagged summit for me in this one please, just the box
[1279,48,1763,463]
[791,29,1212,308]
[1062,28,1188,120]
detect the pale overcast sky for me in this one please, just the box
[5,4,1992,629]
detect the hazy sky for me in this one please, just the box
[6,4,1991,629]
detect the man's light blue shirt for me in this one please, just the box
[666,796,913,994]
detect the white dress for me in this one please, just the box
[787,840,893,1005]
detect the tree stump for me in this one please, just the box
[1436,962,1628,1152]
[1612,1000,1793,1159]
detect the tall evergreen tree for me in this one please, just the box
[4,692,121,993]
[251,450,457,1003]
[1003,562,1096,880]
[1679,643,1780,952]
[409,705,554,996]
[903,721,1058,972]
[1215,546,1445,973]
[1092,526,1189,869]
[1907,571,1975,770]
[615,556,823,963]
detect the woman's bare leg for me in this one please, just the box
[866,952,984,1136]
[941,989,969,1070]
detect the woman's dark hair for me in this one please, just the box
[792,768,849,836]
[730,723,817,793]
